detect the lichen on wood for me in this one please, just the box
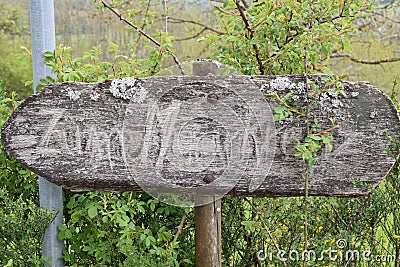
[109,78,148,103]
[2,75,399,197]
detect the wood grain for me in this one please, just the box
[2,75,399,197]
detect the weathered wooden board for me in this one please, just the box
[2,75,399,197]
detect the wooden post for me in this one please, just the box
[195,196,222,267]
[193,61,222,267]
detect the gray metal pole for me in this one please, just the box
[30,1,64,266]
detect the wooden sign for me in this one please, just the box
[2,75,399,199]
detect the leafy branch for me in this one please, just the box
[265,91,305,118]
[172,212,187,244]
[96,0,186,75]
[234,0,264,74]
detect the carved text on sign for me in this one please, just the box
[122,80,275,202]
[2,75,399,199]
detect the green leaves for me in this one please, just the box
[294,132,334,165]
[57,224,73,240]
[0,191,56,266]
[241,220,258,233]
[0,84,39,204]
[207,0,369,75]
[273,106,292,121]
[37,75,55,90]
[60,190,189,266]
[87,206,98,219]
[321,133,334,152]
[43,51,55,64]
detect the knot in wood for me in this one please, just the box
[203,174,216,184]
[207,93,219,104]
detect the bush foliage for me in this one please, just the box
[0,79,55,266]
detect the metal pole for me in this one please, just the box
[30,1,64,266]
[193,60,222,267]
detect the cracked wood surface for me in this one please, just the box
[2,75,399,197]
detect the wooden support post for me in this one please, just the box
[193,60,222,267]
[195,196,222,267]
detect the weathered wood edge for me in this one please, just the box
[251,75,400,197]
[2,74,399,197]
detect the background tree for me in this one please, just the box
[330,1,400,92]
[0,0,32,98]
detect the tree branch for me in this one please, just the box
[332,53,400,64]
[172,212,187,243]
[234,0,265,74]
[329,203,349,228]
[98,0,186,75]
[163,0,168,33]
[312,30,350,41]
[168,17,223,35]
[347,193,373,231]
[367,10,400,24]
[241,0,250,9]
[175,28,208,41]
[314,125,340,136]
[135,0,152,46]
